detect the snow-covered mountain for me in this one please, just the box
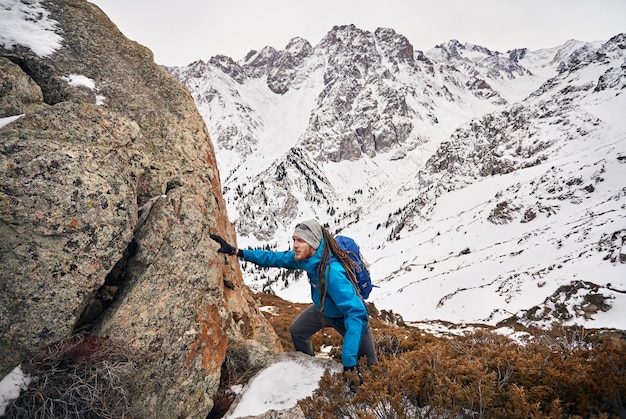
[167,26,626,332]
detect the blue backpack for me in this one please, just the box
[330,235,374,299]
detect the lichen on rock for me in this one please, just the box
[0,0,280,416]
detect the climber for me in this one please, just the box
[210,219,377,373]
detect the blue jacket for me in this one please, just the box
[241,239,369,367]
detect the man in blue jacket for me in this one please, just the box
[210,219,377,371]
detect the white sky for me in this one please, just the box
[88,0,626,66]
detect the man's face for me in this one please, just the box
[293,236,316,261]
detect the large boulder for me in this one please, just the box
[0,0,280,416]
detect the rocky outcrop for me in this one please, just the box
[0,0,280,416]
[0,57,44,115]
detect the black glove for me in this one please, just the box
[342,365,363,393]
[210,234,238,256]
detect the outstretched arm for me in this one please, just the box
[210,234,301,269]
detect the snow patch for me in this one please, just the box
[225,353,340,418]
[61,74,106,106]
[0,114,23,129]
[0,366,31,416]
[0,0,63,57]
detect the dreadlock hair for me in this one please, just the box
[317,227,360,310]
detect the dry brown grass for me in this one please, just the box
[3,334,139,418]
[253,293,626,419]
[297,323,626,419]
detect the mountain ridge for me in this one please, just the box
[167,27,626,332]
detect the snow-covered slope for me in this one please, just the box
[168,29,626,331]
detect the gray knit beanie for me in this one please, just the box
[293,219,323,249]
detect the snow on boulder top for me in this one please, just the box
[0,0,63,57]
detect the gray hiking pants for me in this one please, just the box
[289,304,378,367]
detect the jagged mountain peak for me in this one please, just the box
[241,45,279,75]
[318,25,415,66]
[374,27,415,64]
[508,47,528,62]
[284,36,313,56]
[207,54,246,83]
[237,38,317,93]
[434,39,471,57]
[564,32,626,70]
[168,30,625,331]
[434,39,498,58]
[428,39,531,81]
[322,23,370,43]
[604,32,626,48]
[542,39,602,70]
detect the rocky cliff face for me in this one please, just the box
[0,0,279,416]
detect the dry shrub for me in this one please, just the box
[300,326,626,419]
[4,334,138,418]
[587,333,626,416]
[220,341,265,388]
[299,366,376,419]
[254,294,625,418]
[375,331,403,357]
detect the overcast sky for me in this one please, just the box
[89,0,625,66]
